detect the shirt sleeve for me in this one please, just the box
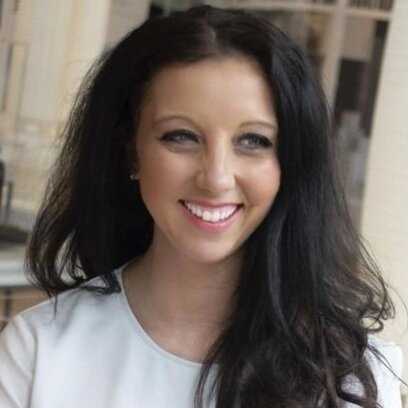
[0,315,35,408]
[368,339,404,408]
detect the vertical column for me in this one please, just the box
[321,0,347,107]
[1,0,32,128]
[360,0,408,383]
[3,0,112,228]
[59,0,112,119]
[18,0,76,124]
[20,0,112,125]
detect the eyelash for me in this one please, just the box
[159,130,273,149]
[160,130,195,144]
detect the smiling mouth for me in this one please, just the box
[180,200,243,223]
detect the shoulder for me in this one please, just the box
[0,271,122,393]
[367,335,403,378]
[0,271,120,346]
[342,336,404,407]
[0,272,120,407]
[366,335,404,407]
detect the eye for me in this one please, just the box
[238,133,273,149]
[159,129,198,144]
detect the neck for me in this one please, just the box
[123,236,242,335]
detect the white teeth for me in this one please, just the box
[203,210,212,222]
[210,212,218,222]
[183,201,238,223]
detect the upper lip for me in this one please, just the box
[181,199,242,208]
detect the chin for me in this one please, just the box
[180,243,241,266]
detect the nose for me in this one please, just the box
[195,141,236,194]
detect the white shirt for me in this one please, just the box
[0,264,403,408]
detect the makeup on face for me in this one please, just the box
[133,56,281,264]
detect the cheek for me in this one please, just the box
[243,159,281,207]
[138,146,193,199]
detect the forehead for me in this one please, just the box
[140,56,276,123]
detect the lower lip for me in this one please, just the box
[180,201,242,233]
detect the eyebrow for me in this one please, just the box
[153,115,278,131]
[153,115,196,127]
[240,120,278,131]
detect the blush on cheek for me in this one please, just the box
[244,163,280,204]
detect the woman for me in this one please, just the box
[0,5,403,408]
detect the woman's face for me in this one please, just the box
[133,56,281,265]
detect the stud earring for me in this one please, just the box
[129,173,139,180]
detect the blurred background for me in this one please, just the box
[0,0,406,398]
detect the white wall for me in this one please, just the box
[361,0,408,388]
[342,16,375,62]
[105,0,150,48]
[0,0,113,226]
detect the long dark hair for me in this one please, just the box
[26,5,395,407]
